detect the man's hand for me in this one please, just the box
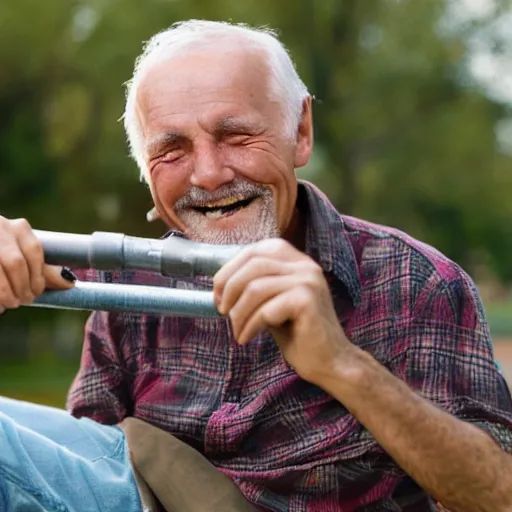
[0,216,76,314]
[214,238,512,512]
[213,238,351,384]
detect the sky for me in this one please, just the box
[443,0,512,153]
[447,0,512,105]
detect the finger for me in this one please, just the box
[213,246,266,300]
[3,217,41,303]
[0,242,32,304]
[218,257,292,315]
[237,288,300,345]
[16,225,46,297]
[0,264,21,309]
[43,265,77,290]
[228,274,298,341]
[214,238,303,303]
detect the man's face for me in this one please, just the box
[135,47,311,244]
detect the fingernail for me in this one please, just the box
[61,267,77,282]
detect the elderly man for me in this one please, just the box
[0,19,511,512]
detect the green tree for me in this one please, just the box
[1,0,512,370]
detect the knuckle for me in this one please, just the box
[243,247,261,262]
[296,285,314,306]
[0,225,16,255]
[257,237,286,253]
[310,261,324,277]
[22,293,35,305]
[300,257,322,273]
[11,218,31,232]
[298,260,324,283]
[0,289,20,309]
[32,277,46,296]
[228,309,241,330]
[246,280,263,295]
[251,256,268,271]
[212,274,224,292]
[305,273,322,290]
[25,238,43,256]
[3,254,25,272]
[270,238,288,252]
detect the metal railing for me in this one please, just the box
[28,230,245,317]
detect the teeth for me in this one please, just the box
[205,209,223,220]
[203,196,245,208]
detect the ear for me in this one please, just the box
[146,206,160,222]
[294,96,314,169]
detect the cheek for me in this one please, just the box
[225,145,292,188]
[150,164,189,208]
[224,147,296,225]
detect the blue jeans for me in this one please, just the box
[0,397,143,512]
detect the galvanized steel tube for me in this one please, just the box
[30,281,219,317]
[34,230,243,277]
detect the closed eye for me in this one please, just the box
[223,133,253,145]
[161,149,185,163]
[215,117,265,144]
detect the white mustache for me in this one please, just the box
[146,180,271,222]
[174,180,269,210]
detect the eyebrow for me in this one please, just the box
[215,116,265,135]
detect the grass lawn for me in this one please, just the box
[0,360,79,408]
[486,300,512,337]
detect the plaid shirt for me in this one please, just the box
[68,181,512,511]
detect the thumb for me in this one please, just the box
[43,265,77,290]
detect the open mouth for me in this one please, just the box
[192,197,256,219]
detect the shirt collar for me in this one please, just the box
[298,180,361,306]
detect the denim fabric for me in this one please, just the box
[0,397,143,512]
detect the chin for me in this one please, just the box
[179,198,280,245]
[185,221,280,245]
[194,230,277,245]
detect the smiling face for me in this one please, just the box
[135,46,313,245]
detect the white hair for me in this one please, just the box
[123,20,310,181]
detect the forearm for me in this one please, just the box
[317,346,512,512]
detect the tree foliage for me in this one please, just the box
[1,0,511,278]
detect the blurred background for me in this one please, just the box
[1,0,512,407]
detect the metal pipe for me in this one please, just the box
[34,230,244,277]
[30,281,219,317]
[26,229,243,316]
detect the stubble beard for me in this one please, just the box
[175,183,281,245]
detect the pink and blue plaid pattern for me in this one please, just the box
[68,181,512,511]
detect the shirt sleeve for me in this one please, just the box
[66,309,133,425]
[402,267,512,453]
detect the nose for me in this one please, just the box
[190,141,235,191]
